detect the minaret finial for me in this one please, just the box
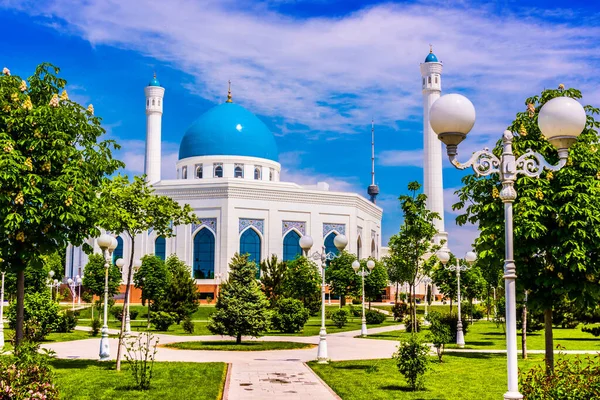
[429,44,433,53]
[367,119,379,204]
[153,71,156,79]
[226,80,232,103]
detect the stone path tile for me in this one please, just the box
[225,360,339,400]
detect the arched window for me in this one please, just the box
[158,99,161,106]
[283,230,302,261]
[112,236,124,265]
[435,76,438,83]
[155,236,166,260]
[428,77,431,84]
[152,99,155,105]
[146,99,149,106]
[371,239,376,258]
[214,165,223,178]
[324,232,338,259]
[269,168,274,181]
[240,228,261,278]
[234,166,243,178]
[196,164,203,179]
[193,228,215,279]
[422,78,425,86]
[254,167,261,180]
[181,166,187,179]
[357,236,362,259]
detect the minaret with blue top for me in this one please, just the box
[144,73,165,184]
[420,46,447,248]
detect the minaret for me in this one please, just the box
[367,119,380,204]
[144,73,165,185]
[420,46,448,247]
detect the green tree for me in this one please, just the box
[4,252,64,301]
[383,254,406,303]
[0,64,123,346]
[160,255,199,323]
[430,254,458,312]
[454,86,600,371]
[283,256,321,314]
[98,174,196,370]
[208,253,271,343]
[388,181,440,332]
[326,250,358,307]
[81,253,121,302]
[363,258,388,306]
[260,254,287,305]
[133,255,171,327]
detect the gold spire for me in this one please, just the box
[429,44,433,53]
[226,80,232,103]
[153,71,157,79]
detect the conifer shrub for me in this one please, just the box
[271,298,310,333]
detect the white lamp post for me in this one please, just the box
[422,276,432,317]
[430,93,585,400]
[300,234,348,364]
[352,259,375,337]
[97,234,118,360]
[437,250,476,347]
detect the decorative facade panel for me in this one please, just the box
[282,221,306,236]
[323,223,346,237]
[239,218,264,234]
[191,218,217,235]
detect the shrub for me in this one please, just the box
[404,315,421,333]
[91,317,102,336]
[352,298,361,305]
[130,309,139,320]
[53,310,78,333]
[182,317,195,334]
[429,313,469,342]
[112,307,140,322]
[519,352,600,399]
[393,335,429,391]
[392,302,408,321]
[8,292,60,341]
[331,309,348,328]
[271,298,310,333]
[348,304,361,317]
[461,301,485,320]
[365,309,386,324]
[582,325,600,337]
[427,312,452,362]
[124,332,159,390]
[150,311,177,331]
[81,291,93,304]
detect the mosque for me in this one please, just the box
[65,75,384,299]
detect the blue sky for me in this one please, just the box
[1,0,599,255]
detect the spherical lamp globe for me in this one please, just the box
[333,234,348,251]
[538,97,586,150]
[352,260,360,272]
[437,250,451,265]
[429,94,476,146]
[299,235,314,251]
[367,260,375,271]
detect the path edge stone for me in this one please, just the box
[302,362,342,400]
[222,362,232,400]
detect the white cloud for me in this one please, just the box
[3,0,599,149]
[114,138,179,180]
[379,149,423,167]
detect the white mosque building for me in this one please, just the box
[65,75,383,298]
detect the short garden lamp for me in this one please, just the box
[116,257,125,271]
[67,278,75,311]
[76,275,82,305]
[353,259,375,337]
[300,234,348,363]
[97,233,117,360]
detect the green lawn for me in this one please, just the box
[363,320,600,351]
[2,326,117,351]
[164,340,315,351]
[51,359,226,399]
[310,353,561,400]
[373,304,452,316]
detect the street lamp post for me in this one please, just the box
[352,259,375,337]
[76,275,82,306]
[422,276,432,318]
[300,234,348,364]
[116,258,141,336]
[67,278,76,312]
[437,250,477,347]
[97,234,118,360]
[430,93,586,400]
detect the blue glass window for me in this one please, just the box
[155,236,166,261]
[283,230,301,262]
[193,228,215,279]
[112,236,124,265]
[240,228,261,278]
[324,232,338,265]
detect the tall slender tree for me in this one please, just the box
[0,64,122,347]
[454,86,600,371]
[388,182,440,332]
[98,174,197,370]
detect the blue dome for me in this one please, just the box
[179,103,278,161]
[148,75,161,86]
[425,52,438,63]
